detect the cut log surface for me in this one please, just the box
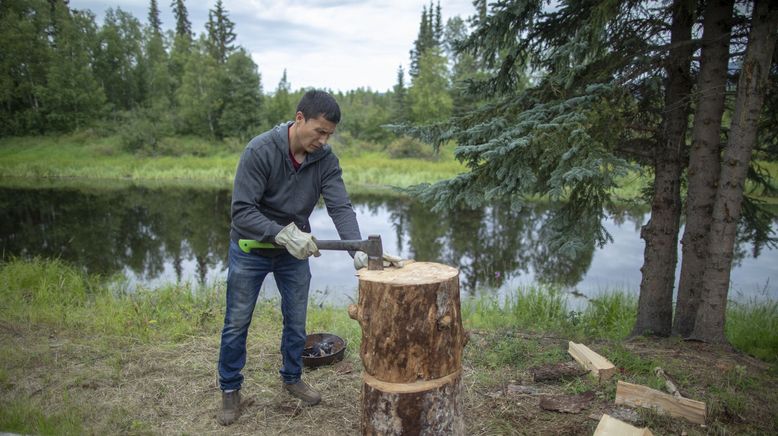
[568,342,617,382]
[593,414,654,436]
[615,381,706,425]
[354,262,464,383]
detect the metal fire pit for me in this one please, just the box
[302,333,346,368]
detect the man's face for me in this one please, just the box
[295,112,336,154]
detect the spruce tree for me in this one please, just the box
[392,65,408,122]
[205,0,236,64]
[169,0,193,94]
[171,0,191,39]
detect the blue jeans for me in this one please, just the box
[218,240,311,390]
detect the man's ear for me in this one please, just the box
[295,111,305,123]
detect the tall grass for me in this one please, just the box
[1,258,775,362]
[727,298,778,362]
[462,287,638,341]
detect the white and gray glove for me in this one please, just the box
[353,251,405,270]
[274,223,320,260]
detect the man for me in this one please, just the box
[217,90,367,425]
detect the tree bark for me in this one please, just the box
[674,0,735,337]
[350,262,466,435]
[632,0,695,337]
[691,0,778,343]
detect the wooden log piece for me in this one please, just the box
[361,371,464,436]
[353,262,465,435]
[568,341,617,382]
[615,381,706,425]
[354,262,464,383]
[593,414,654,436]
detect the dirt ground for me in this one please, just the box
[1,322,776,435]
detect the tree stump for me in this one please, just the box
[349,262,466,435]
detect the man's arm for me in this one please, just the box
[321,155,361,243]
[231,146,284,241]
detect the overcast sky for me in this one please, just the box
[68,0,476,93]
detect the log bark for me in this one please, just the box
[675,0,734,337]
[350,262,465,435]
[633,0,694,337]
[361,371,464,436]
[691,0,778,343]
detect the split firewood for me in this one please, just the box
[593,414,654,436]
[615,381,706,425]
[567,341,617,382]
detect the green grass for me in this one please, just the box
[0,133,466,192]
[2,258,777,435]
[727,298,778,362]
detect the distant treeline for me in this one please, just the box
[0,0,486,154]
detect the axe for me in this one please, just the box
[238,235,384,270]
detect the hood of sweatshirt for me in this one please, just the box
[270,121,332,168]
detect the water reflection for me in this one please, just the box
[1,186,775,304]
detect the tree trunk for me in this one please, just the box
[691,0,778,343]
[674,0,734,337]
[632,0,694,337]
[349,262,466,435]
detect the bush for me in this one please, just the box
[117,109,173,155]
[386,136,437,159]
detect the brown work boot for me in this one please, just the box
[283,380,321,405]
[217,390,241,426]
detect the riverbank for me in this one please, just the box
[0,133,466,195]
[1,259,776,435]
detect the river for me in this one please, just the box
[1,185,775,306]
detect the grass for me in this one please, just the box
[1,258,777,434]
[0,133,466,192]
[4,133,774,204]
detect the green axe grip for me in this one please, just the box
[238,239,281,253]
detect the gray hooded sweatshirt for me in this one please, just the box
[229,122,361,254]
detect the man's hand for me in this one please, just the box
[275,223,321,260]
[354,251,406,270]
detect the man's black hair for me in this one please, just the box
[296,90,341,124]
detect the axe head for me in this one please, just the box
[366,235,383,271]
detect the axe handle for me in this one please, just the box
[238,239,370,254]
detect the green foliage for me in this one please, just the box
[408,48,453,124]
[43,5,105,131]
[117,109,173,154]
[386,136,437,159]
[0,0,52,135]
[94,8,146,112]
[336,88,395,144]
[219,49,263,140]
[175,37,223,137]
[205,0,236,64]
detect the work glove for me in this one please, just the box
[353,251,406,270]
[274,223,321,260]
